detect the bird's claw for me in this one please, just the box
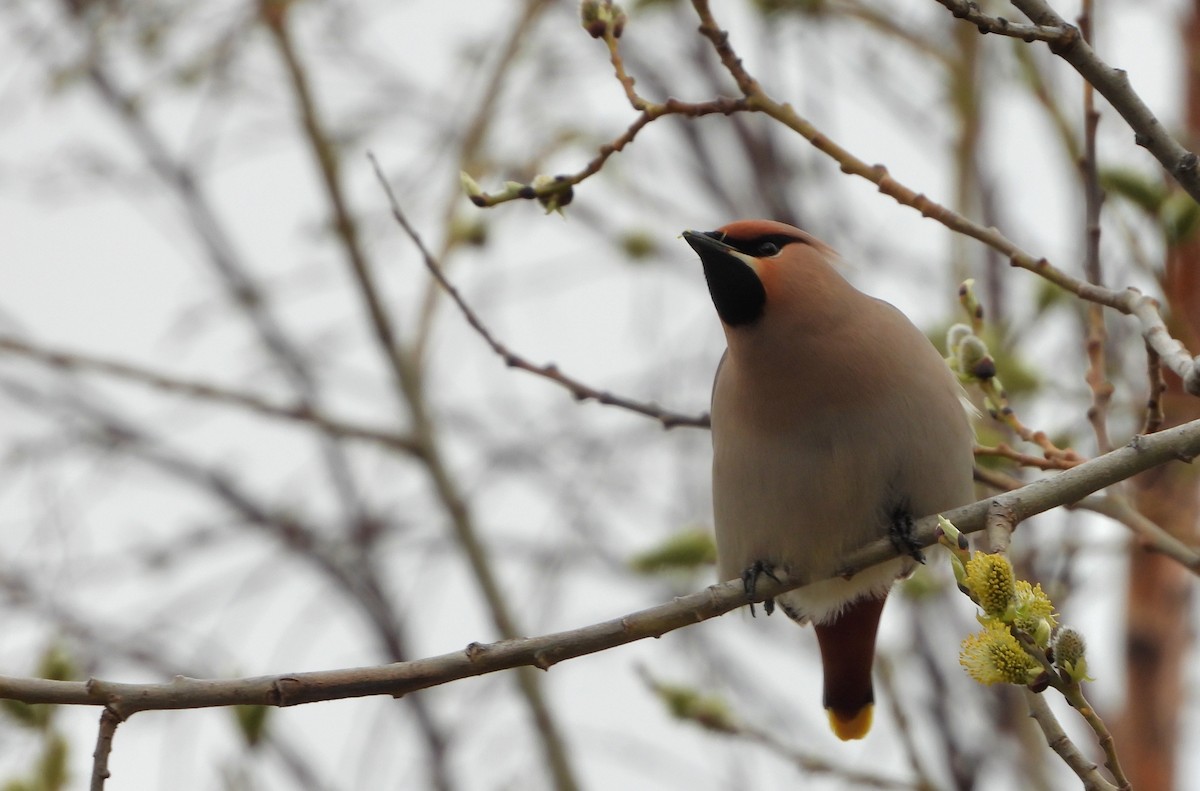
[889,509,925,563]
[742,560,779,617]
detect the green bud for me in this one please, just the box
[234,704,271,748]
[630,529,717,574]
[620,230,658,261]
[1099,167,1167,215]
[957,336,995,381]
[532,174,575,215]
[945,323,972,355]
[1053,628,1092,682]
[654,681,736,733]
[580,0,627,38]
[1162,192,1200,245]
[448,216,488,247]
[459,171,483,200]
[936,515,971,566]
[1033,617,1053,648]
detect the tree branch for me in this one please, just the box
[3,419,1200,716]
[933,0,1073,44]
[89,708,120,791]
[1006,0,1200,204]
[372,155,712,429]
[0,335,421,455]
[1024,690,1118,791]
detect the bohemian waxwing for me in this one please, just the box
[683,220,975,740]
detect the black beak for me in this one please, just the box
[683,230,766,327]
[683,229,735,259]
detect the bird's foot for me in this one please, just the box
[889,508,925,564]
[742,560,779,617]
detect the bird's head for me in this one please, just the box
[683,220,848,330]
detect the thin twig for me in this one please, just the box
[1078,0,1113,455]
[636,667,925,789]
[1013,43,1082,164]
[268,4,561,787]
[260,12,585,771]
[876,655,940,791]
[1076,494,1200,572]
[414,0,552,358]
[463,97,747,209]
[1056,683,1133,790]
[371,155,711,430]
[1144,343,1166,434]
[63,4,369,533]
[738,722,927,789]
[974,464,1026,491]
[89,708,120,791]
[975,443,1082,470]
[933,0,1074,44]
[1023,690,1118,791]
[0,336,420,455]
[1008,0,1200,205]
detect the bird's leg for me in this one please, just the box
[888,507,926,564]
[742,560,779,617]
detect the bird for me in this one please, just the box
[683,220,975,741]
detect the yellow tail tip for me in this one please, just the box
[826,704,873,741]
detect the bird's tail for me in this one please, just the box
[812,594,887,741]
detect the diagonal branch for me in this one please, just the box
[1024,690,1118,791]
[940,0,1200,203]
[1006,0,1200,203]
[371,155,712,430]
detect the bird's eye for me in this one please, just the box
[757,242,780,257]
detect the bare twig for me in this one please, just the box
[975,443,1082,470]
[59,4,369,535]
[737,722,926,789]
[1056,683,1133,790]
[463,97,747,209]
[462,1,1200,396]
[876,655,939,791]
[637,667,925,789]
[1077,494,1200,572]
[933,0,1073,44]
[371,155,711,430]
[1144,343,1166,434]
[266,4,582,787]
[1024,690,1118,791]
[90,708,120,791]
[413,0,553,358]
[1078,0,1113,455]
[974,464,1026,491]
[0,336,420,455]
[1007,0,1200,205]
